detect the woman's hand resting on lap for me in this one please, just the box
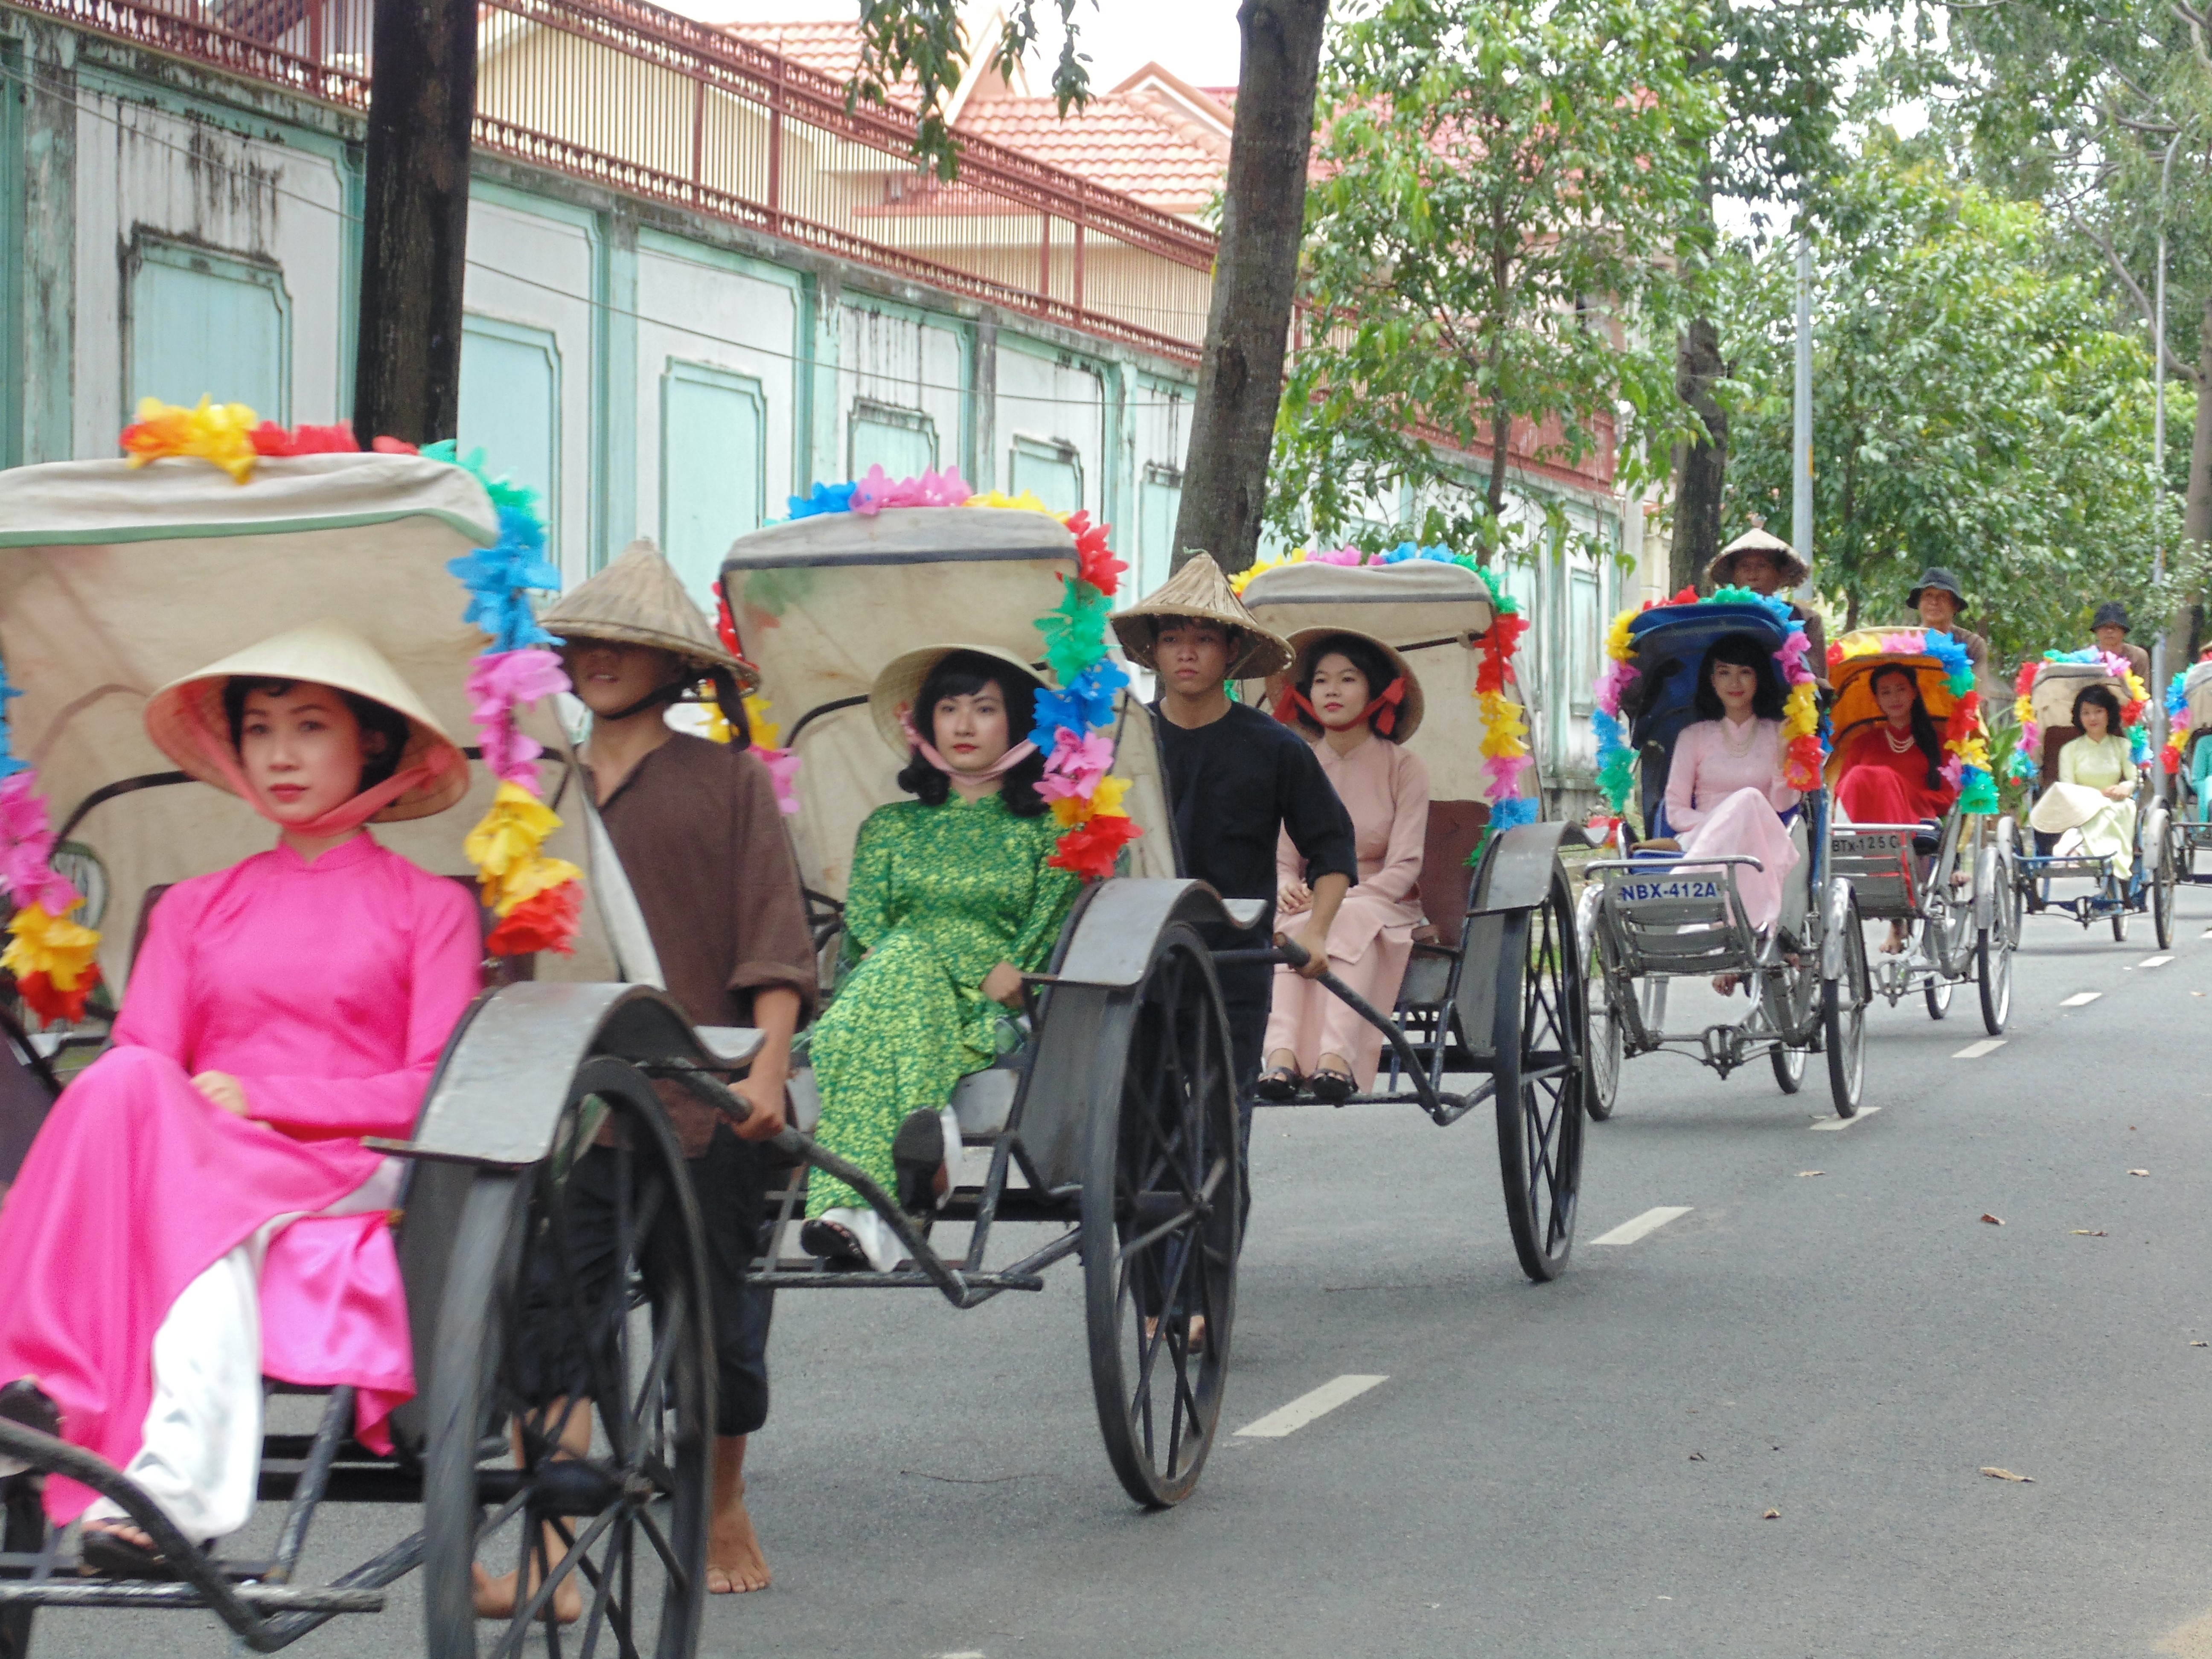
[2104,783,2132,800]
[981,961,1026,1009]
[192,1071,249,1117]
[1277,880,1312,916]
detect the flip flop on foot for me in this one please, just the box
[80,1520,208,1583]
[1252,1065,1302,1102]
[799,1217,869,1268]
[1306,1065,1356,1104]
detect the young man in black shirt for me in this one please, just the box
[1112,554,1359,1095]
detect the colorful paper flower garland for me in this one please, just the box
[2005,648,2151,783]
[112,401,584,960]
[768,472,1140,879]
[1232,542,1537,831]
[2163,669,2190,777]
[1827,628,1997,812]
[0,696,103,1024]
[1593,585,1826,823]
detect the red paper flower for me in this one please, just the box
[2013,661,2040,698]
[1065,510,1126,597]
[17,963,99,1026]
[370,436,420,455]
[250,420,361,457]
[1476,611,1529,694]
[1826,641,1845,670]
[714,589,743,656]
[487,880,581,956]
[1784,733,1825,792]
[2165,747,2183,774]
[1048,814,1143,881]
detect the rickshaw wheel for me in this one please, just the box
[422,1056,712,1659]
[1923,977,1953,1020]
[2153,819,2177,950]
[1494,869,1585,1283]
[1822,896,1868,1117]
[1976,921,2012,1034]
[2111,902,2130,944]
[1759,954,1814,1094]
[1575,888,1619,1122]
[1080,923,1239,1509]
[1994,817,2026,946]
[1770,1043,1806,1094]
[0,1468,44,1659]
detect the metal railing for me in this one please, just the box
[15,0,1217,361]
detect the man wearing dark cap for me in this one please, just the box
[1708,526,1829,689]
[1907,567,1989,678]
[2090,601,2152,686]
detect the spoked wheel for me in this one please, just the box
[0,1467,46,1659]
[1081,923,1240,1509]
[2153,820,2177,950]
[1575,888,1619,1122]
[2111,897,2131,944]
[1770,1042,1806,1093]
[1995,817,2026,946]
[422,1055,712,1659]
[1822,896,1868,1118]
[1759,954,1814,1095]
[1924,976,1953,1020]
[1494,867,1585,1284]
[1976,923,2012,1034]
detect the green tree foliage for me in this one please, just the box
[856,0,1093,179]
[1266,0,1723,561]
[1723,146,2164,664]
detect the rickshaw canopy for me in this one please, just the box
[0,454,623,991]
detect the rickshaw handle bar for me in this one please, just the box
[1210,940,1458,1123]
[653,1060,1011,1306]
[1583,854,1767,875]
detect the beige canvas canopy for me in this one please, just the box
[2029,658,2130,733]
[0,453,629,992]
[1235,559,1537,805]
[2186,660,2212,732]
[720,505,1176,899]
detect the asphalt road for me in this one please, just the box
[29,882,2212,1658]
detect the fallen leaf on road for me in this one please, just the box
[2072,1229,2109,1237]
[2131,1169,2150,1177]
[1688,1452,1706,1461]
[1797,1170,1825,1178]
[1980,1467,2034,1483]
[2192,1341,2208,1348]
[1761,1508,1781,1519]
[1981,1213,2005,1225]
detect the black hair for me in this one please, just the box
[895,650,1049,816]
[2071,684,2125,736]
[1294,632,1405,740]
[1867,663,1947,791]
[223,676,410,795]
[1691,632,1787,722]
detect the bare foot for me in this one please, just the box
[472,1557,585,1624]
[1881,923,1906,955]
[1711,974,1740,997]
[707,1435,771,1594]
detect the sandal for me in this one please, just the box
[1252,1066,1302,1103]
[1306,1067,1356,1104]
[798,1218,869,1268]
[80,1519,210,1582]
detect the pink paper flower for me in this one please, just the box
[0,775,74,913]
[1308,545,1365,566]
[467,648,570,727]
[1039,728,1115,799]
[1597,659,1640,714]
[757,746,801,815]
[1485,752,1531,791]
[480,718,548,788]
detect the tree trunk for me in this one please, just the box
[1168,0,1330,576]
[2174,293,2212,676]
[1671,313,1727,593]
[352,0,477,445]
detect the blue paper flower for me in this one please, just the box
[786,482,858,520]
[448,504,561,652]
[1490,797,1540,830]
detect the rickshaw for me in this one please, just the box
[0,444,745,1659]
[1580,595,1871,1119]
[1822,629,2015,1035]
[2006,652,2175,947]
[717,506,1593,1510]
[2163,659,2212,884]
[1234,554,1587,1285]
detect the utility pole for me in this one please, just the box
[1792,230,1813,582]
[2152,128,2183,800]
[352,0,477,445]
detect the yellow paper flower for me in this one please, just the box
[465,781,560,899]
[742,691,782,751]
[1605,608,1638,664]
[1478,690,1529,756]
[1090,775,1131,818]
[489,855,583,917]
[2125,671,2149,707]
[1781,680,1818,741]
[1948,734,1991,771]
[1227,549,1309,596]
[3,899,100,988]
[963,489,1057,518]
[1837,634,1882,661]
[121,396,261,483]
[1051,795,1092,827]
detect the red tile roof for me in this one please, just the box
[720,20,917,105]
[957,90,1226,212]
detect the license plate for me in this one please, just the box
[1610,876,1720,903]
[1837,832,1904,856]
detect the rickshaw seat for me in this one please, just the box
[1399,801,1490,1004]
[0,1012,58,1195]
[781,1059,1021,1140]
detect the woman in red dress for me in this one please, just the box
[1835,663,1956,825]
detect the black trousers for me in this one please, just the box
[1214,955,1271,1236]
[523,1124,773,1438]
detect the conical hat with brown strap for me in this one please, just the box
[1109,552,1293,678]
[539,539,757,685]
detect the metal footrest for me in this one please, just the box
[0,1581,387,1612]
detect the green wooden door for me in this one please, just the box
[459,316,560,556]
[661,362,765,602]
[128,239,291,419]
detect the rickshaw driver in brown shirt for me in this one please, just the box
[537,543,817,1600]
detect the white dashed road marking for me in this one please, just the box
[2140,955,2174,968]
[2060,992,2102,1007]
[1234,1374,1389,1438]
[1810,1106,1883,1132]
[1953,1038,2006,1059]
[1590,1205,1694,1246]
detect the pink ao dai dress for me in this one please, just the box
[1662,716,1802,932]
[0,833,481,1534]
[1264,734,1430,1088]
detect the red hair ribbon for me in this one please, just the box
[1273,675,1407,735]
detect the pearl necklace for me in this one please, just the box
[1883,726,1916,754]
[1719,716,1761,757]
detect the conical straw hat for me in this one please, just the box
[1710,525,1809,589]
[868,645,1049,758]
[145,619,469,821]
[539,539,756,684]
[1278,626,1426,742]
[1110,552,1294,678]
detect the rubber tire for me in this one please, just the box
[1586,965,1621,1122]
[422,1057,712,1659]
[0,1467,44,1659]
[1976,925,2012,1034]
[1081,923,1239,1509]
[2154,837,2176,950]
[1924,978,1953,1021]
[1823,900,1867,1118]
[1494,868,1586,1284]
[1771,1043,1806,1094]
